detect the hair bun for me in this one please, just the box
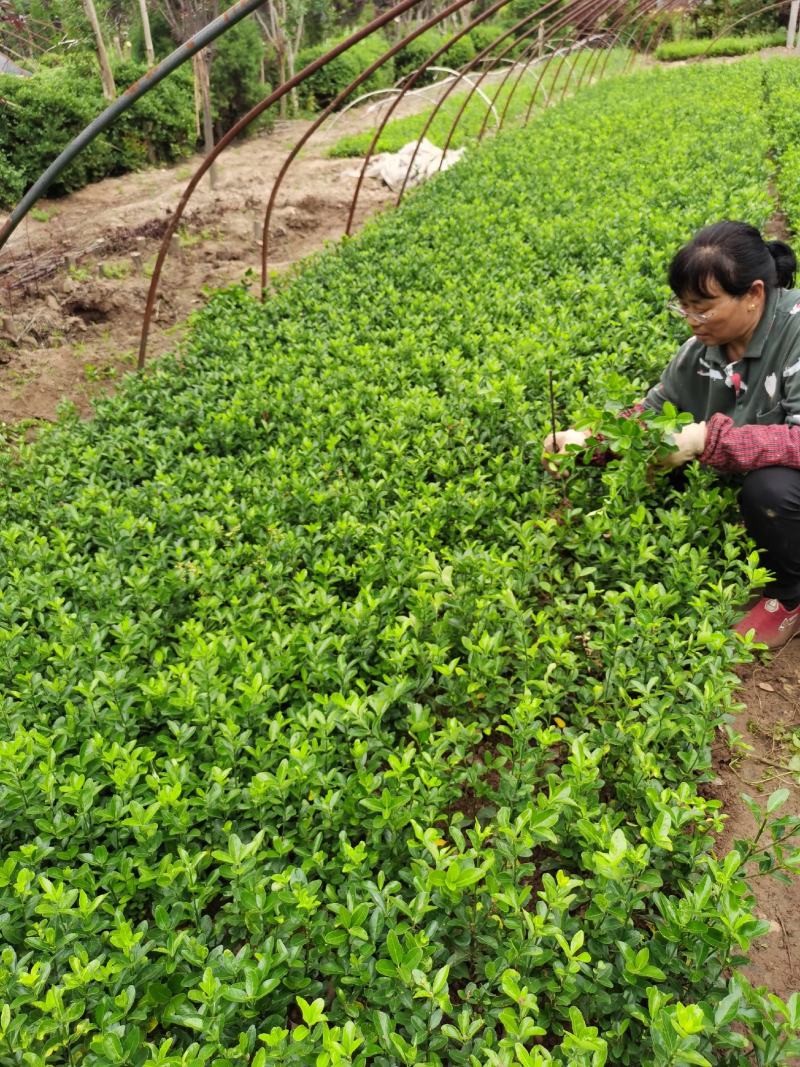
[766,238,797,288]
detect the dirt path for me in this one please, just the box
[0,92,441,425]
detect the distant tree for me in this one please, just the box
[253,0,307,116]
[82,0,116,97]
[158,0,219,179]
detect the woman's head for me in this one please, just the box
[668,221,795,300]
[667,221,797,347]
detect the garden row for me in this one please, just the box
[654,31,784,61]
[1,60,800,1064]
[328,49,631,159]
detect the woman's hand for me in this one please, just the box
[541,429,590,474]
[542,429,590,456]
[661,421,707,467]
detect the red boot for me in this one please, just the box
[734,596,800,649]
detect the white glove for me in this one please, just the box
[663,421,707,467]
[542,429,590,457]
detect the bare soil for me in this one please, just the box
[712,643,800,1004]
[1,55,799,1009]
[0,94,436,425]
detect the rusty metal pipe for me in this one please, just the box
[259,0,486,290]
[389,0,574,206]
[472,0,617,147]
[577,0,640,92]
[452,8,606,154]
[494,7,617,135]
[443,0,605,153]
[555,0,628,104]
[343,0,551,235]
[520,1,602,126]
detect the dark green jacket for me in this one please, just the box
[643,286,800,427]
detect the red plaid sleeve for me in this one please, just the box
[700,413,800,474]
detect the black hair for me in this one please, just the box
[668,220,796,300]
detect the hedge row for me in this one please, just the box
[295,23,512,110]
[1,58,799,1064]
[0,59,195,207]
[654,31,785,61]
[0,22,270,211]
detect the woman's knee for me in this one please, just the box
[740,467,800,518]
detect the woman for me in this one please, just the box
[545,220,800,649]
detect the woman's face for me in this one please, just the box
[673,277,764,347]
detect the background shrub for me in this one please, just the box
[0,57,195,208]
[295,32,395,109]
[210,17,268,138]
[394,27,477,85]
[111,60,195,169]
[0,63,114,204]
[469,21,509,58]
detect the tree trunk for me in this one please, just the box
[138,0,155,65]
[191,53,203,139]
[195,50,218,188]
[278,49,287,117]
[83,0,116,100]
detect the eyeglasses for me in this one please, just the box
[667,301,716,324]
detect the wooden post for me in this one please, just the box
[82,0,116,101]
[788,0,799,48]
[138,0,155,66]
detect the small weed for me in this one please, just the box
[68,265,92,283]
[177,226,214,249]
[30,206,58,223]
[83,363,117,382]
[98,261,131,280]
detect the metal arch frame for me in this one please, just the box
[137,0,449,367]
[431,1,608,164]
[490,16,620,138]
[447,0,621,161]
[521,0,615,127]
[256,0,520,296]
[344,0,569,229]
[422,0,619,183]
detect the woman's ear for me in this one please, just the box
[749,279,765,300]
